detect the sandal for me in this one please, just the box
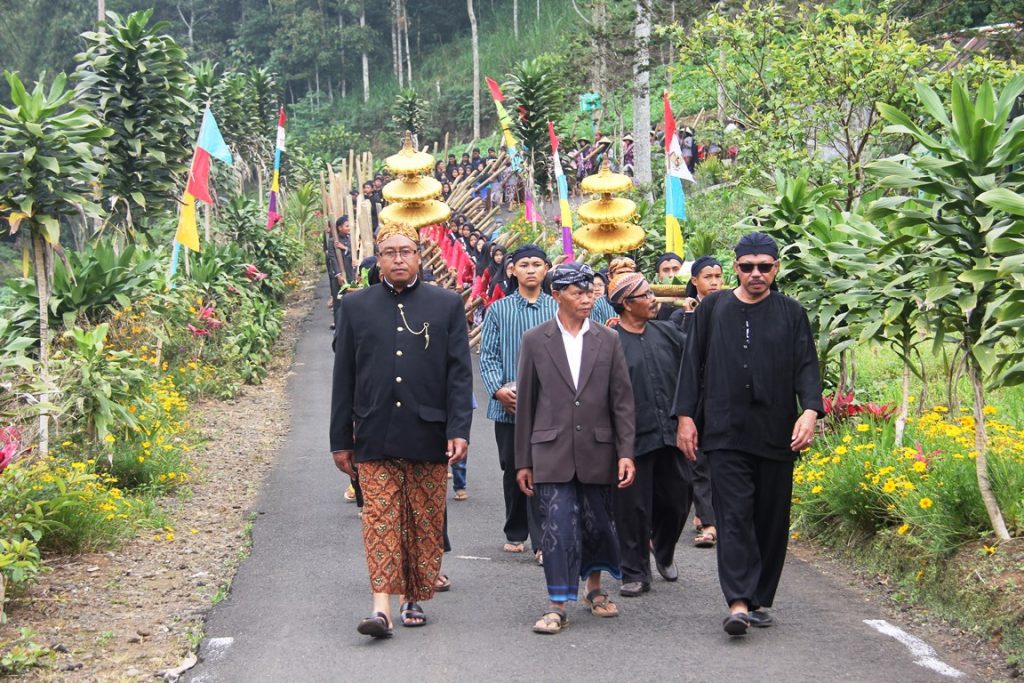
[694,528,717,548]
[532,607,568,634]
[434,574,451,592]
[454,489,468,501]
[356,612,393,638]
[503,542,525,553]
[583,588,619,618]
[399,602,427,627]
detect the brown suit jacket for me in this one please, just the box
[515,318,635,485]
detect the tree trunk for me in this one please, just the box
[632,0,653,186]
[469,0,480,139]
[593,1,607,93]
[403,0,412,85]
[967,358,1011,541]
[361,7,370,103]
[894,339,911,447]
[536,0,540,22]
[31,231,50,458]
[513,0,519,40]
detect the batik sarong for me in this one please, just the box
[535,479,622,602]
[359,459,447,602]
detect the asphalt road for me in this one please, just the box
[188,285,978,683]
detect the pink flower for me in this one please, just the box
[197,306,223,330]
[243,264,268,282]
[187,323,210,338]
[0,425,21,473]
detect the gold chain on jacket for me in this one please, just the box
[397,303,430,350]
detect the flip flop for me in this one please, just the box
[434,574,451,592]
[356,612,393,638]
[503,542,525,553]
[400,602,427,627]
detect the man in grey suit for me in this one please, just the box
[515,262,636,635]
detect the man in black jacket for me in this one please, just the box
[674,232,823,637]
[606,264,691,598]
[331,221,473,638]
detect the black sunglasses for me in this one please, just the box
[737,262,776,274]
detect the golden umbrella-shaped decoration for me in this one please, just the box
[380,131,452,230]
[573,159,643,253]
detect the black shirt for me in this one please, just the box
[616,321,684,457]
[673,289,824,461]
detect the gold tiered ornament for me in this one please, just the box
[380,131,452,230]
[572,159,644,254]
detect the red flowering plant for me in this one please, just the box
[822,390,895,431]
[0,425,21,473]
[243,264,268,282]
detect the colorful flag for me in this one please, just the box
[170,107,234,284]
[548,121,574,258]
[266,107,286,229]
[663,92,694,256]
[485,77,522,172]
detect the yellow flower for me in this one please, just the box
[882,480,897,493]
[982,405,997,416]
[790,531,801,540]
[982,544,996,555]
[138,456,145,463]
[856,424,870,433]
[897,523,909,535]
[912,461,927,473]
[104,434,116,443]
[811,485,824,494]
[835,445,849,455]
[841,435,853,444]
[165,532,175,541]
[918,497,934,509]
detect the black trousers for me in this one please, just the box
[688,449,715,527]
[708,449,793,610]
[615,446,691,584]
[494,422,541,550]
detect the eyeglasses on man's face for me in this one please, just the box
[624,289,655,301]
[379,248,418,260]
[736,262,776,274]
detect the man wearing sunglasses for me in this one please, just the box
[673,231,824,637]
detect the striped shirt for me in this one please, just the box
[480,291,557,423]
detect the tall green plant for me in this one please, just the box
[504,58,567,193]
[74,9,194,235]
[0,71,111,455]
[867,76,1024,542]
[390,89,429,145]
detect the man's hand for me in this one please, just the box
[791,409,817,452]
[447,438,469,465]
[332,450,355,477]
[676,416,699,461]
[617,458,636,488]
[494,386,516,416]
[335,273,344,284]
[516,468,534,496]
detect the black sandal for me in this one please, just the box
[356,612,393,638]
[399,602,427,627]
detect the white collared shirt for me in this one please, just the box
[555,314,590,390]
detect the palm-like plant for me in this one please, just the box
[74,9,194,237]
[0,71,111,454]
[504,59,568,194]
[867,75,1024,542]
[390,89,429,147]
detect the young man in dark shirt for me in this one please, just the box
[674,232,823,637]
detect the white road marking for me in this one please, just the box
[454,555,492,561]
[864,619,964,678]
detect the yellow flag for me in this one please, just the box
[175,191,200,252]
[666,214,685,256]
